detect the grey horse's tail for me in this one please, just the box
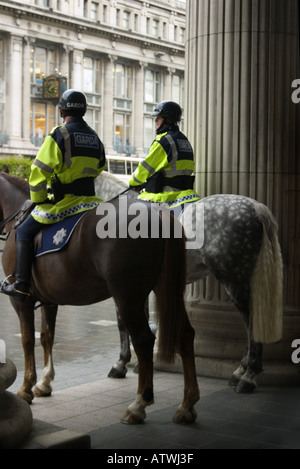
[251,203,283,343]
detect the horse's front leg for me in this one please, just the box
[172,314,200,424]
[34,303,58,398]
[14,299,37,404]
[119,306,155,424]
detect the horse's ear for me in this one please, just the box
[1,165,9,174]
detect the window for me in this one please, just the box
[172,74,184,106]
[102,4,108,23]
[83,56,102,134]
[163,22,167,39]
[83,56,101,95]
[30,46,56,84]
[123,11,130,30]
[134,13,138,31]
[114,113,132,154]
[144,69,161,153]
[116,9,120,27]
[84,0,89,17]
[113,63,133,153]
[114,63,131,100]
[152,19,159,37]
[91,2,99,21]
[143,116,155,154]
[144,69,160,104]
[85,107,101,136]
[30,101,56,146]
[179,27,185,44]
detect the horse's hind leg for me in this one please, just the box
[108,298,150,378]
[118,302,155,424]
[229,299,263,393]
[34,303,58,398]
[233,335,263,393]
[172,313,200,424]
[108,305,131,378]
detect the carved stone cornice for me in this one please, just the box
[0,1,185,57]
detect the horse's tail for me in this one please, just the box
[154,213,189,363]
[251,202,283,344]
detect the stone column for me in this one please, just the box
[102,55,116,154]
[134,62,146,156]
[7,35,22,147]
[183,0,300,383]
[22,37,31,144]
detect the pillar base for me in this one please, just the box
[153,303,300,387]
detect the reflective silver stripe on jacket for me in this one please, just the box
[164,134,193,177]
[59,125,72,168]
[32,158,54,174]
[29,183,47,193]
[164,134,178,174]
[141,159,156,175]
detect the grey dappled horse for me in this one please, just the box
[96,172,283,393]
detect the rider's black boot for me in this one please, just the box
[1,240,33,302]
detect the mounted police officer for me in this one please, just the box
[1,89,106,301]
[128,100,200,213]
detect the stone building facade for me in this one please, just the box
[0,0,186,157]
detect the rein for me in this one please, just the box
[0,207,22,238]
[0,185,132,236]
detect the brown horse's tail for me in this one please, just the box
[153,212,188,363]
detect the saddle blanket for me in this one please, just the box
[35,211,88,258]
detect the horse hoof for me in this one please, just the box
[33,386,52,397]
[234,379,256,393]
[172,406,197,424]
[17,389,34,404]
[229,375,240,387]
[108,367,127,379]
[120,409,145,424]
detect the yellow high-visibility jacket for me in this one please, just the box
[129,125,200,209]
[29,117,106,224]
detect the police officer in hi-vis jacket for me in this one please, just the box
[1,89,106,301]
[128,100,200,213]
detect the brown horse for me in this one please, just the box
[0,167,199,424]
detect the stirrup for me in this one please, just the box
[1,275,30,301]
[0,274,14,291]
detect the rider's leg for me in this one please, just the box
[1,214,41,301]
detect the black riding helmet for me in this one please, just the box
[151,100,182,123]
[59,89,87,117]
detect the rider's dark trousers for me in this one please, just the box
[16,214,43,242]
